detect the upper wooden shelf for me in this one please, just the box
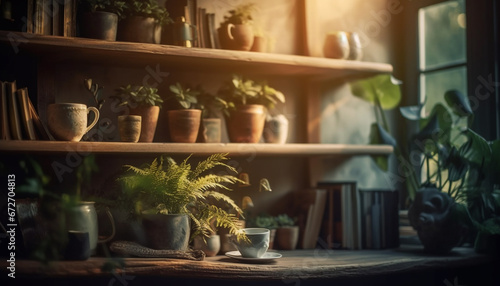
[0,31,392,79]
[0,140,393,157]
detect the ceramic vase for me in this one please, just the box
[118,115,141,143]
[193,234,221,257]
[202,118,222,143]
[141,213,190,250]
[263,114,289,144]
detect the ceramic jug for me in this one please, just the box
[66,201,115,255]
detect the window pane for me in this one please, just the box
[419,0,466,70]
[420,66,467,114]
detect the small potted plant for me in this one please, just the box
[117,0,173,44]
[274,214,299,250]
[217,74,285,143]
[166,82,202,143]
[218,3,256,51]
[117,153,246,250]
[77,0,126,41]
[113,84,163,142]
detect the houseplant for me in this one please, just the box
[350,75,500,254]
[113,84,163,142]
[166,82,202,143]
[217,74,285,143]
[117,153,247,250]
[218,3,256,51]
[274,214,299,250]
[77,0,126,41]
[117,0,173,44]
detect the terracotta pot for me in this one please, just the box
[130,106,160,143]
[117,16,162,44]
[141,213,190,250]
[167,109,202,143]
[251,35,268,52]
[227,104,267,143]
[218,23,254,51]
[275,226,299,250]
[79,11,118,41]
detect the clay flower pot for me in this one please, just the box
[167,109,202,143]
[118,16,162,44]
[218,23,254,51]
[226,105,267,143]
[141,213,190,250]
[275,226,299,250]
[130,106,160,143]
[79,11,118,41]
[118,115,141,143]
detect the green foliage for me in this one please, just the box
[168,82,200,109]
[216,74,285,117]
[122,0,173,25]
[113,84,163,108]
[117,153,247,240]
[78,0,127,17]
[83,78,105,111]
[275,214,297,227]
[247,214,278,229]
[221,3,256,25]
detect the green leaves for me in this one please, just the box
[169,82,199,109]
[369,122,396,171]
[444,89,473,117]
[114,84,163,108]
[350,74,402,110]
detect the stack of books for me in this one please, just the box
[1,80,51,141]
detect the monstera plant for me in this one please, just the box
[351,75,500,254]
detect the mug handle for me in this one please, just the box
[226,23,235,41]
[97,207,116,244]
[85,106,100,134]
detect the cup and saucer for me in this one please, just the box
[225,228,282,263]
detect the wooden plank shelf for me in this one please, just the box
[0,31,393,79]
[0,140,392,156]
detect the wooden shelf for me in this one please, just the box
[0,31,392,79]
[0,140,393,157]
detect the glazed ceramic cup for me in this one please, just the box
[323,31,350,59]
[118,115,141,143]
[232,228,270,258]
[48,103,99,142]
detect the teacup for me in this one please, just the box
[48,103,99,142]
[232,228,270,258]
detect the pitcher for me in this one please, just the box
[47,103,99,142]
[66,201,115,255]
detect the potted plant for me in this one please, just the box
[117,0,173,44]
[351,75,500,255]
[197,87,226,143]
[274,214,299,250]
[77,0,126,41]
[113,84,163,142]
[218,3,256,51]
[246,213,278,249]
[166,82,201,143]
[217,74,285,143]
[117,153,247,250]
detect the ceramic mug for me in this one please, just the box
[232,228,270,258]
[323,31,350,59]
[118,115,141,143]
[48,103,99,142]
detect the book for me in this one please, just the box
[27,0,34,33]
[296,189,327,249]
[0,81,12,140]
[6,81,23,140]
[359,189,399,249]
[63,0,76,37]
[52,0,64,36]
[27,95,52,140]
[41,0,52,35]
[206,12,216,49]
[17,88,37,140]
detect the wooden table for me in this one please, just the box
[1,245,498,286]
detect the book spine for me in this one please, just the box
[0,81,12,140]
[6,81,23,140]
[17,88,37,140]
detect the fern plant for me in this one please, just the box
[118,153,247,241]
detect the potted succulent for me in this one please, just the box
[117,0,173,44]
[77,0,126,41]
[351,75,500,255]
[217,74,285,143]
[166,82,201,143]
[274,214,299,250]
[218,3,256,51]
[113,84,163,142]
[117,153,247,250]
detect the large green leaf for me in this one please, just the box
[350,74,402,110]
[444,89,473,117]
[416,103,453,145]
[459,129,492,167]
[399,105,422,121]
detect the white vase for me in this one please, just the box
[263,114,289,144]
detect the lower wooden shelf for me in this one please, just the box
[0,245,498,285]
[0,140,393,157]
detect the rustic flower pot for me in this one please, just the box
[275,226,299,250]
[130,106,160,143]
[79,11,118,41]
[141,213,190,251]
[118,115,141,143]
[218,23,254,51]
[167,109,202,143]
[117,16,162,44]
[227,104,267,143]
[193,234,221,257]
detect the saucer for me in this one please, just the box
[225,251,282,263]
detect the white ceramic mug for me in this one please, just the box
[232,228,270,258]
[48,103,99,142]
